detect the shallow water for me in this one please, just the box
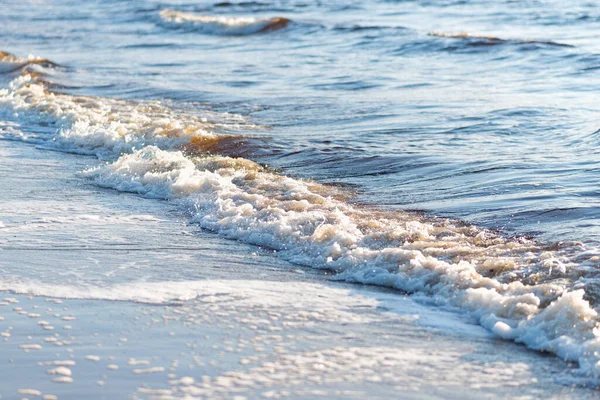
[2,138,599,399]
[2,0,600,391]
[4,0,599,244]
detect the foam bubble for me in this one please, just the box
[52,376,73,384]
[20,344,42,351]
[132,366,165,375]
[17,389,42,397]
[47,366,72,376]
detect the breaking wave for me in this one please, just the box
[0,51,61,75]
[0,52,258,158]
[2,50,600,383]
[158,9,291,35]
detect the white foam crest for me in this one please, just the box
[0,74,251,158]
[82,145,600,381]
[159,9,291,35]
[0,51,54,75]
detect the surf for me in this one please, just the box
[2,50,600,384]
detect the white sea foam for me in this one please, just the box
[133,366,165,375]
[0,74,255,159]
[52,376,73,384]
[20,344,42,351]
[2,51,600,382]
[17,389,42,397]
[167,346,538,398]
[47,366,72,376]
[159,10,291,35]
[0,75,200,157]
[80,145,600,381]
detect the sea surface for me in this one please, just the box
[2,0,600,394]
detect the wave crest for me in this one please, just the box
[429,31,573,48]
[0,51,60,75]
[159,9,291,35]
[0,51,260,158]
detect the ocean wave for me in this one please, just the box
[83,145,600,381]
[0,51,60,75]
[2,51,600,383]
[429,31,574,48]
[158,9,291,35]
[0,54,258,158]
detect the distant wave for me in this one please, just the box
[333,24,408,33]
[158,9,291,35]
[213,1,271,8]
[429,31,574,48]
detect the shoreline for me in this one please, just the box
[0,139,597,398]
